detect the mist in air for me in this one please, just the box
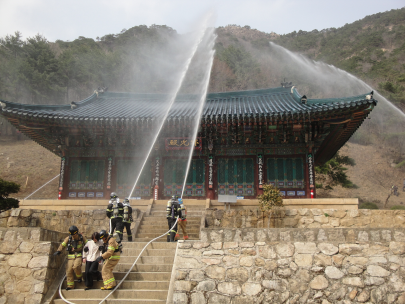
[126,12,217,198]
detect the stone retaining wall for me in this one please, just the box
[173,239,405,304]
[200,228,405,244]
[206,209,405,229]
[0,228,66,304]
[0,208,140,237]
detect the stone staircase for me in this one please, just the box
[52,241,176,303]
[134,201,205,242]
[51,200,206,303]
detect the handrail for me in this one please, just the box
[57,217,180,304]
[23,174,60,200]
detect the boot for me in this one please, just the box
[167,234,170,242]
[128,235,133,242]
[169,231,176,242]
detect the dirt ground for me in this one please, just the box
[1,136,405,208]
[0,137,60,199]
[317,142,405,209]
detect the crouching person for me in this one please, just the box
[53,225,88,290]
[96,229,121,290]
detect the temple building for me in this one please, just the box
[0,84,377,200]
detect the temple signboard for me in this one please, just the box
[107,157,112,190]
[165,137,202,151]
[308,153,315,189]
[258,154,263,189]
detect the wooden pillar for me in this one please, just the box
[257,154,264,197]
[307,153,315,198]
[59,156,68,199]
[153,156,161,200]
[207,155,215,200]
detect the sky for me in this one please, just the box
[0,0,404,42]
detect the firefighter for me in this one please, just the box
[53,225,88,290]
[106,192,124,242]
[95,229,121,290]
[166,195,182,242]
[175,197,189,240]
[122,198,133,242]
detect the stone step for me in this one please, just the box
[79,263,173,273]
[133,238,198,242]
[138,222,201,228]
[135,233,199,239]
[121,248,175,256]
[141,218,201,227]
[138,223,201,229]
[115,263,173,273]
[139,221,200,226]
[61,280,169,290]
[151,204,206,208]
[119,256,174,264]
[54,299,165,303]
[142,216,201,220]
[114,272,172,281]
[59,289,168,300]
[119,242,177,249]
[150,210,204,214]
[153,200,206,205]
[137,228,200,234]
[150,208,206,213]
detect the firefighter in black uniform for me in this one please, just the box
[106,192,124,242]
[166,195,182,242]
[122,198,133,242]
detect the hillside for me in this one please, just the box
[1,8,404,106]
[0,137,60,199]
[272,8,405,106]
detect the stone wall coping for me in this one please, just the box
[199,227,405,244]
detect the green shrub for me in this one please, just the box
[258,184,284,212]
[0,178,20,212]
[359,202,379,209]
[0,198,19,211]
[391,205,405,210]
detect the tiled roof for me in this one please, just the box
[0,87,376,120]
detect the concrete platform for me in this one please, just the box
[19,199,152,211]
[210,198,358,210]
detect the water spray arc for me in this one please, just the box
[180,30,216,198]
[269,42,405,119]
[128,15,215,199]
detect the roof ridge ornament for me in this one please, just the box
[290,86,295,94]
[0,101,6,109]
[366,91,374,100]
[281,81,293,88]
[301,95,308,105]
[70,101,77,110]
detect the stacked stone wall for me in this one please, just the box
[0,228,65,304]
[206,209,405,229]
[173,235,405,304]
[0,208,140,237]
